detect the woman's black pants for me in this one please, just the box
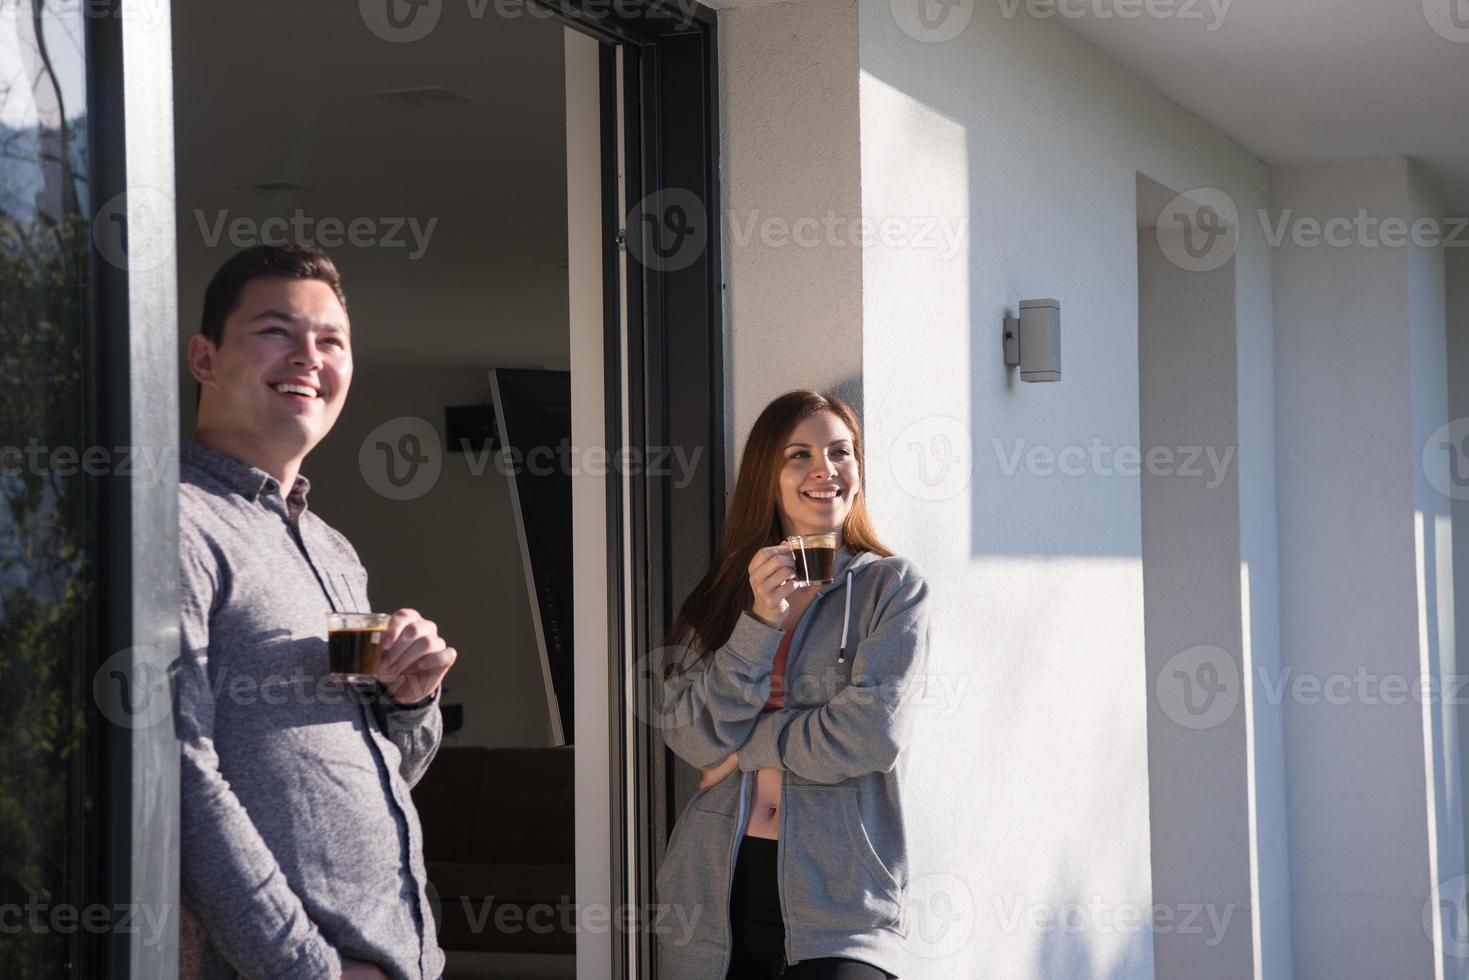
[724,836,897,980]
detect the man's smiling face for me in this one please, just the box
[191,276,352,456]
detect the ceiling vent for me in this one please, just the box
[240,180,309,193]
[373,86,474,107]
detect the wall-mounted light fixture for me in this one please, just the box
[1003,299,1061,382]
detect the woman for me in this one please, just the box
[655,390,931,980]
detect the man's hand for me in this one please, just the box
[379,608,457,705]
[340,958,389,979]
[698,752,740,790]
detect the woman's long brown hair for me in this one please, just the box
[664,390,891,676]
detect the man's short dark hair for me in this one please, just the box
[199,243,348,349]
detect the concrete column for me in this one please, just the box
[719,0,864,468]
[1273,158,1463,978]
[1447,233,1469,971]
[1137,188,1254,980]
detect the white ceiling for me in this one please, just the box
[169,0,1468,378]
[1057,0,1469,211]
[171,1,572,371]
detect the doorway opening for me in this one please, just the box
[173,7,584,977]
[1136,173,1253,979]
[169,3,721,978]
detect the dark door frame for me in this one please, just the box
[550,2,726,976]
[541,1,725,974]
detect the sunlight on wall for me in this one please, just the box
[1418,509,1449,979]
[857,69,1157,980]
[857,70,970,564]
[1241,559,1264,979]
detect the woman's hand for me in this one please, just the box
[699,752,740,789]
[748,544,800,627]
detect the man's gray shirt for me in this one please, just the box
[177,439,446,980]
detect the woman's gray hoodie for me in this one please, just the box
[654,546,931,979]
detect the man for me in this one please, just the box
[178,243,455,979]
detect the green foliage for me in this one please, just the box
[0,120,93,974]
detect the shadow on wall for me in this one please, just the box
[857,10,1253,564]
[845,1,1274,978]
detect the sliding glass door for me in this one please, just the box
[0,1,180,975]
[1,2,102,974]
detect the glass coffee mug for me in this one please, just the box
[787,530,838,587]
[327,612,389,684]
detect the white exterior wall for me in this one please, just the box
[855,4,1281,977]
[714,4,1469,979]
[718,1,1285,977]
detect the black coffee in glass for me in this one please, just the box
[787,531,838,587]
[327,612,388,683]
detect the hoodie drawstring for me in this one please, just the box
[837,567,854,664]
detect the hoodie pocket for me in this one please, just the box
[655,793,734,952]
[841,790,901,897]
[786,785,905,936]
[692,775,741,816]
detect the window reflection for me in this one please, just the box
[0,1,95,975]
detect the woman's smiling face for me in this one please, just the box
[777,410,861,538]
